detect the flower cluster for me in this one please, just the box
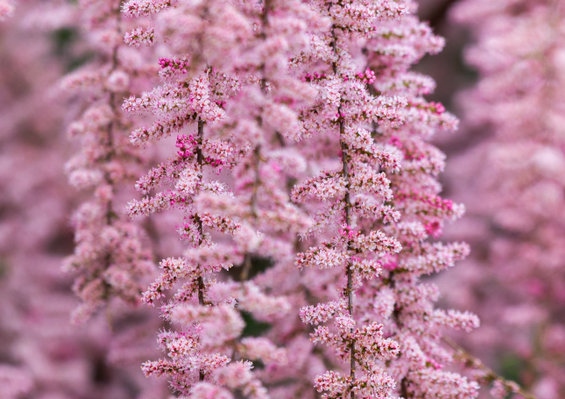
[60,0,155,323]
[0,3,170,398]
[122,0,323,396]
[285,1,480,398]
[442,1,565,398]
[7,0,550,398]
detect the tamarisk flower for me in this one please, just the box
[127,68,264,396]
[218,2,335,397]
[0,5,76,397]
[0,3,171,398]
[443,1,565,397]
[291,1,479,398]
[123,1,317,396]
[61,0,154,324]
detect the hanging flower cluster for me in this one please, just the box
[443,1,565,398]
[61,0,155,323]
[2,0,520,398]
[290,1,479,398]
[119,0,480,398]
[3,0,565,398]
[122,0,325,397]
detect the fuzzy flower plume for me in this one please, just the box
[5,0,564,399]
[123,0,318,396]
[0,2,170,398]
[443,1,565,398]
[291,0,478,398]
[61,0,155,323]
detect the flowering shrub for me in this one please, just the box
[1,0,561,398]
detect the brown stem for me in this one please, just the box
[330,20,357,399]
[340,118,356,398]
[194,117,206,307]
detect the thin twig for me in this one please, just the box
[443,337,537,399]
